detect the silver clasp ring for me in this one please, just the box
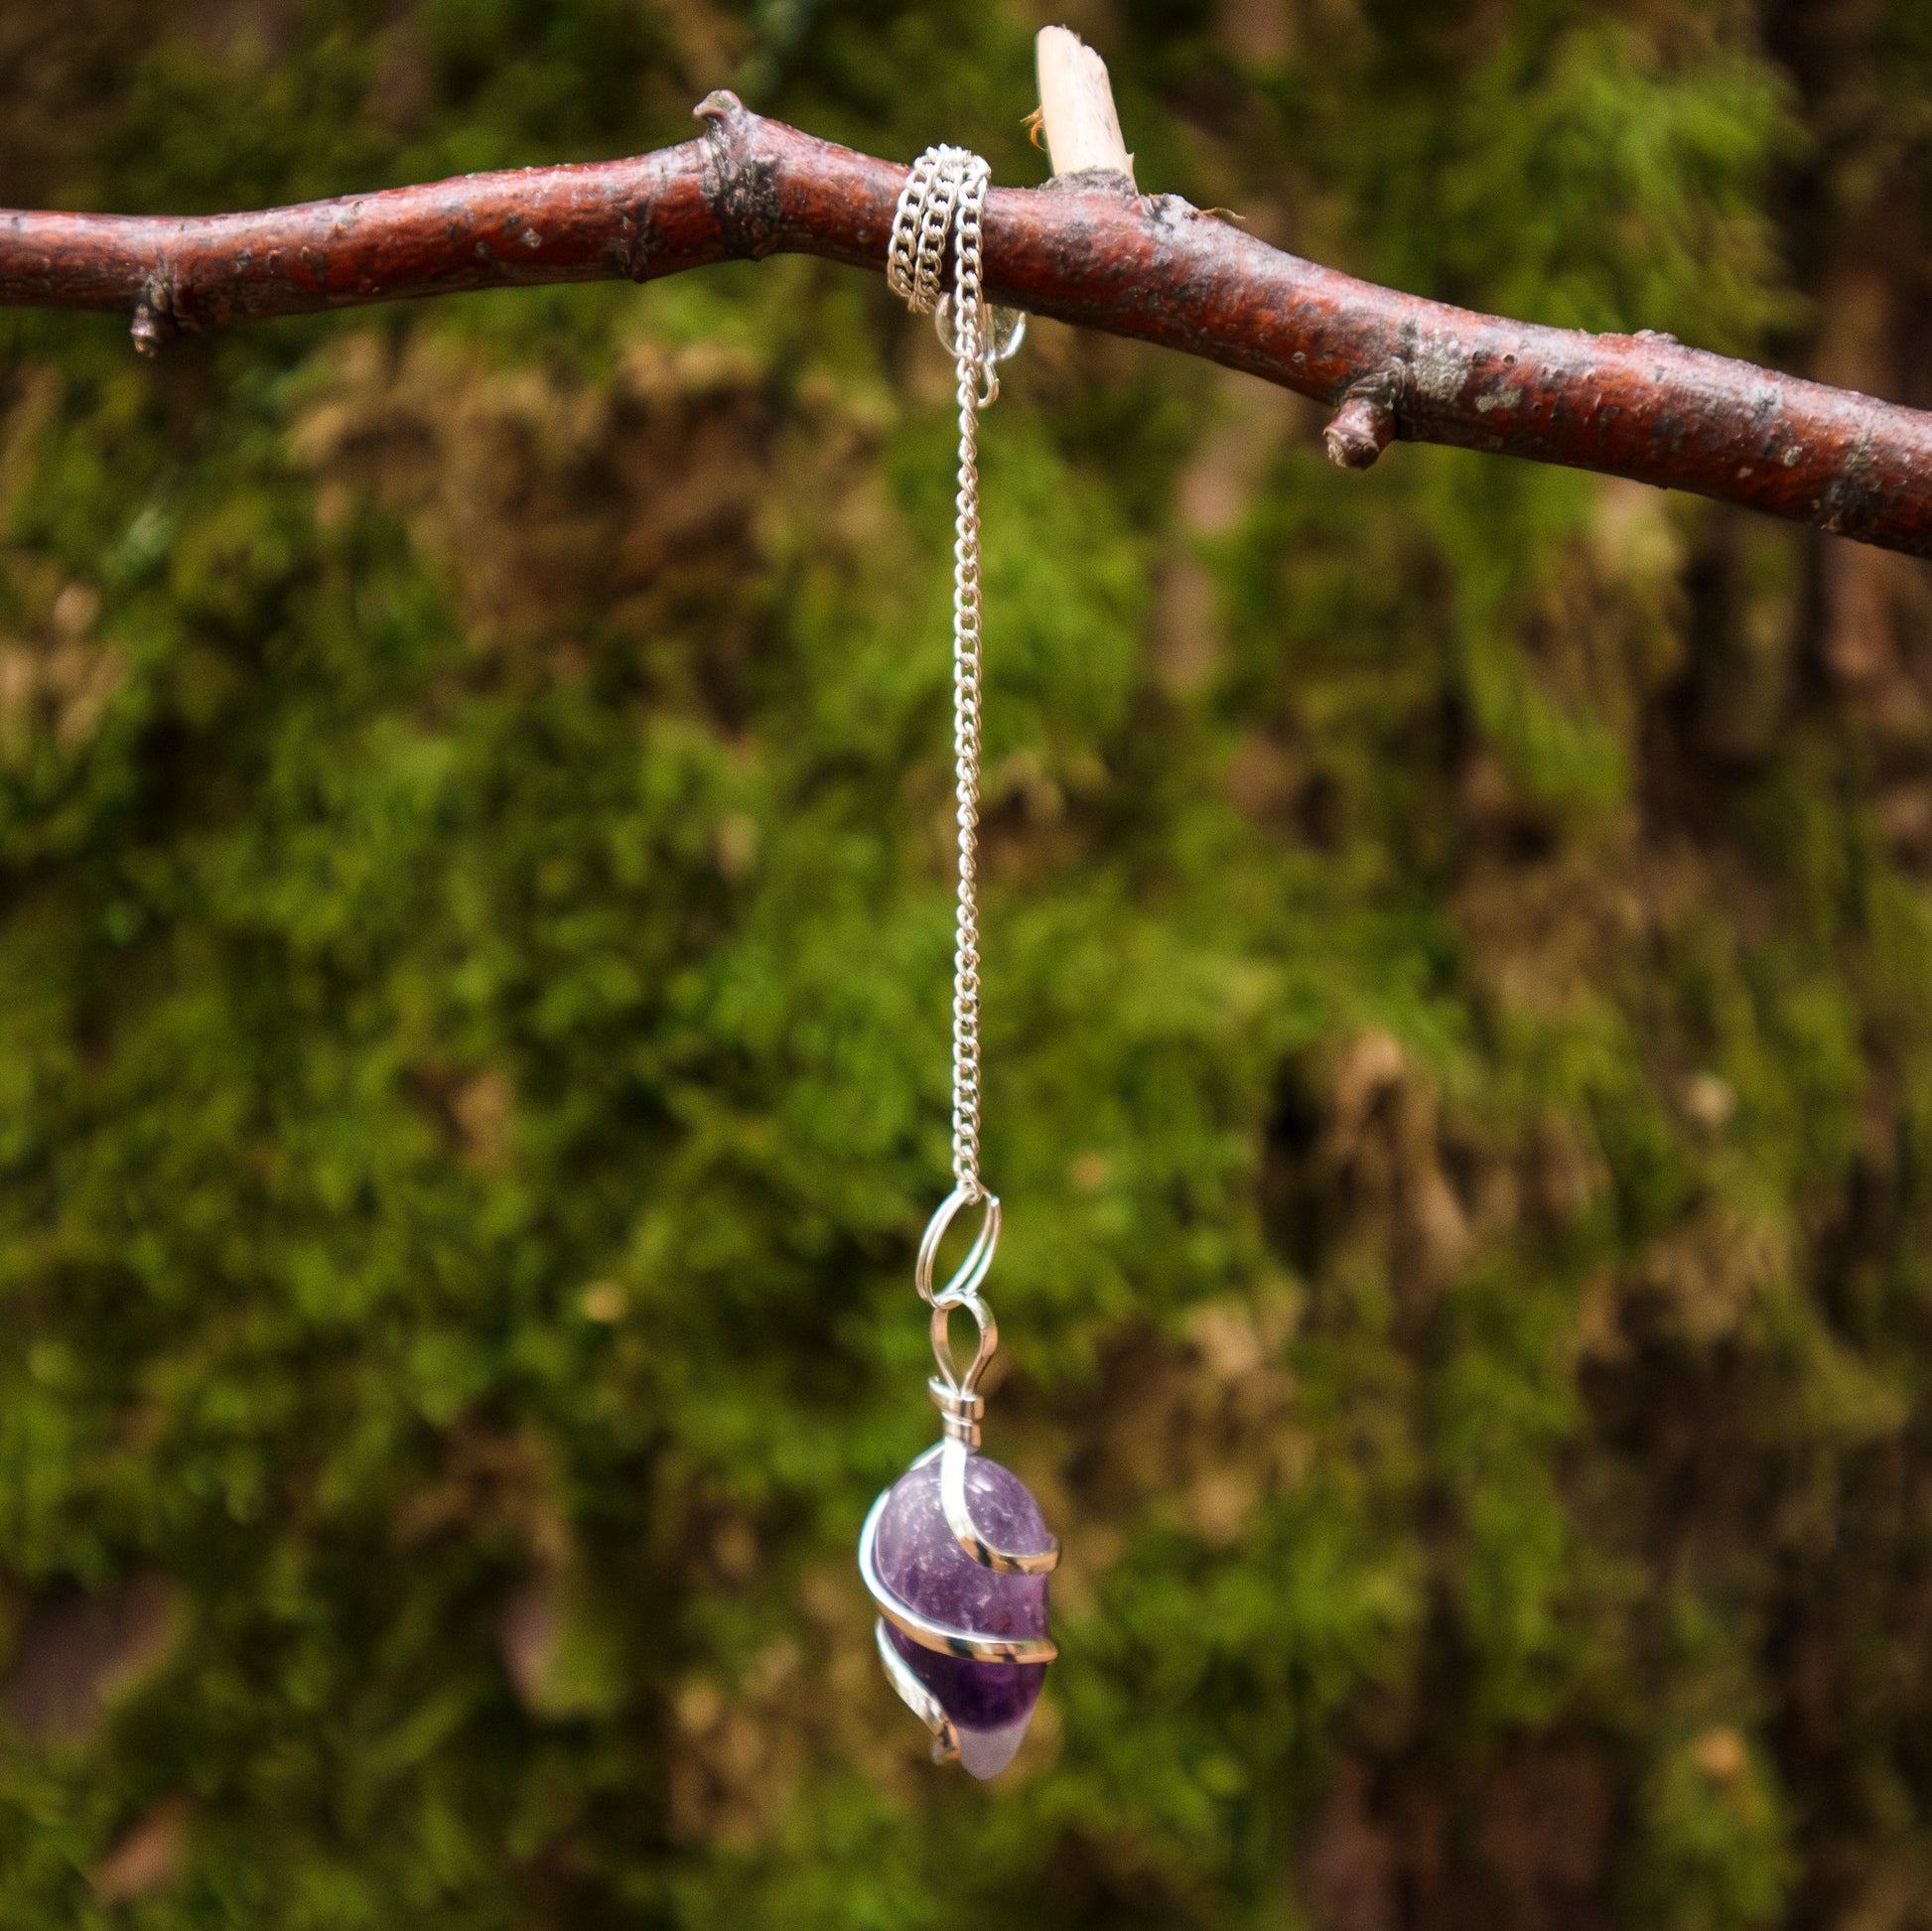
[914,1182,1000,1307]
[930,1293,998,1398]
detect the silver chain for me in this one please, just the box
[888,147,1004,1200]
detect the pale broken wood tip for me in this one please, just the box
[1035,26,1136,187]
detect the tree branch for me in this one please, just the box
[2,83,1929,556]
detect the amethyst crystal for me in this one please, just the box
[875,1453,1051,1779]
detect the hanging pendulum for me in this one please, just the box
[857,147,1057,1780]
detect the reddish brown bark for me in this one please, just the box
[3,90,1929,557]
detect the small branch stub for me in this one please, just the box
[1035,27,1136,189]
[130,290,178,358]
[1324,365,1402,470]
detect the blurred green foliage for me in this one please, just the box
[4,1,1932,1925]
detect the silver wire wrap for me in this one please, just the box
[859,1442,1059,1668]
[874,1618,960,1762]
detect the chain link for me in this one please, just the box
[888,147,1000,1200]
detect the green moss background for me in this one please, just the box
[3,1,1932,1924]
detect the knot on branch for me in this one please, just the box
[693,90,784,261]
[130,279,180,358]
[1323,362,1403,471]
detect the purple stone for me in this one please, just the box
[875,1453,1051,1779]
